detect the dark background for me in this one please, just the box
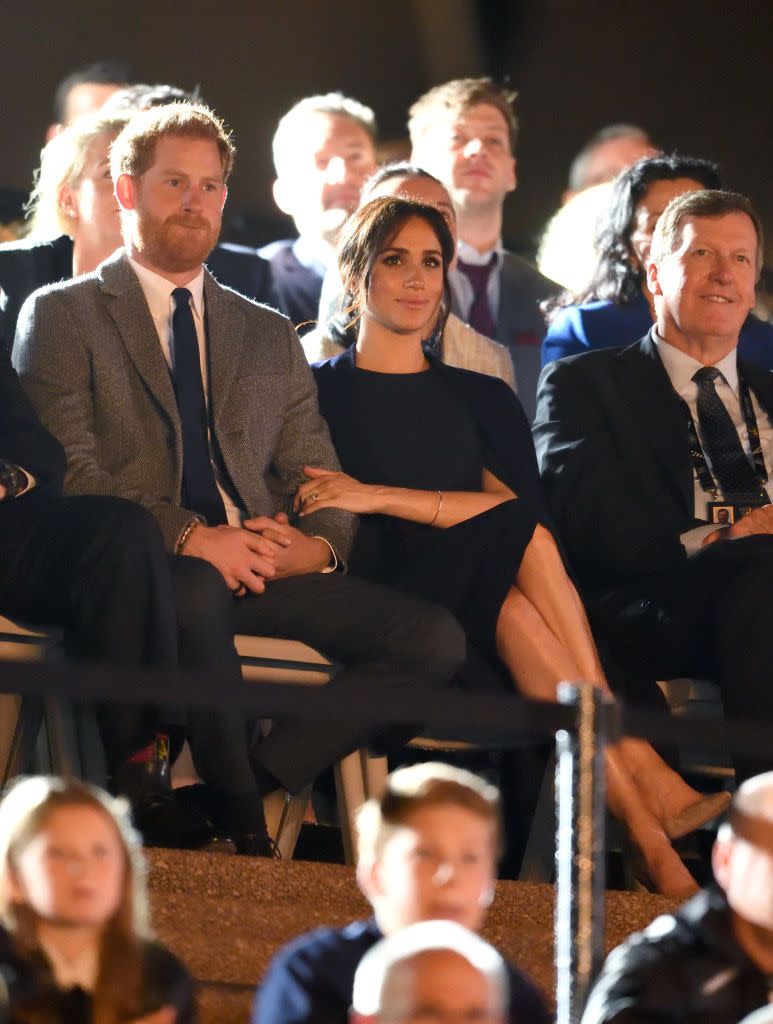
[1,0,771,258]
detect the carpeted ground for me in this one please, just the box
[146,848,680,1023]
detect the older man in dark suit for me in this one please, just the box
[13,102,465,846]
[534,189,773,783]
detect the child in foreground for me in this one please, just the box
[0,775,195,1023]
[253,761,549,1024]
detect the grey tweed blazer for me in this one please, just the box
[12,249,354,558]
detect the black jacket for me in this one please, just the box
[0,346,64,497]
[581,887,770,1024]
[0,925,196,1023]
[533,332,773,594]
[0,235,73,356]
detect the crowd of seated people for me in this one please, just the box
[1,53,773,1021]
[542,153,773,369]
[5,766,773,1022]
[254,762,549,1023]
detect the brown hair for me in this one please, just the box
[110,101,235,183]
[337,195,455,337]
[650,189,764,276]
[0,776,151,1024]
[272,92,376,179]
[355,762,503,865]
[408,78,518,153]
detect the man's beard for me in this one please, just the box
[135,210,220,273]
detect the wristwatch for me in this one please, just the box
[0,461,30,501]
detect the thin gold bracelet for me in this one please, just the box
[428,490,443,526]
[175,518,202,554]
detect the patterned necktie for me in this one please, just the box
[457,254,497,338]
[171,287,227,525]
[692,366,760,496]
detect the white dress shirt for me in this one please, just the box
[654,333,773,552]
[449,238,504,324]
[128,257,245,527]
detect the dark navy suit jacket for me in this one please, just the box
[258,238,323,334]
[542,293,773,370]
[253,917,550,1024]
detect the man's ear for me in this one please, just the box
[115,173,137,212]
[272,178,294,217]
[6,864,25,904]
[646,258,662,297]
[220,184,228,212]
[712,836,732,891]
[57,182,79,223]
[356,857,383,905]
[508,155,517,194]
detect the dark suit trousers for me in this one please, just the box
[198,572,467,793]
[591,534,773,784]
[0,493,259,804]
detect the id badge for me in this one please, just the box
[706,496,769,525]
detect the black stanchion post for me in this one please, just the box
[554,683,609,1024]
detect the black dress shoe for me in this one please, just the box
[233,833,282,858]
[122,736,218,850]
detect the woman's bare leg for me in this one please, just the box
[511,526,710,818]
[495,585,698,897]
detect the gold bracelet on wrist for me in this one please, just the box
[428,490,443,526]
[175,518,202,554]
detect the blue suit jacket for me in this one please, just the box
[253,917,550,1024]
[542,293,773,370]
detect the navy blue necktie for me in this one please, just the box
[457,254,497,338]
[692,366,759,496]
[171,287,227,525]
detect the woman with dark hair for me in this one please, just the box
[0,775,195,1023]
[304,195,728,897]
[306,161,516,390]
[542,153,773,367]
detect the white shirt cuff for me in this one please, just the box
[312,535,340,574]
[681,523,729,555]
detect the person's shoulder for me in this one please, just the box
[303,327,344,368]
[590,890,723,998]
[501,250,559,295]
[17,265,101,321]
[0,233,71,261]
[266,919,375,975]
[546,335,644,377]
[434,358,527,425]
[140,938,193,982]
[258,239,296,263]
[502,958,549,1021]
[139,939,195,1014]
[209,273,289,324]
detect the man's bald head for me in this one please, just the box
[351,920,507,1023]
[713,773,773,933]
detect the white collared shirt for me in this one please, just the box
[128,257,245,527]
[449,237,504,325]
[654,332,773,550]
